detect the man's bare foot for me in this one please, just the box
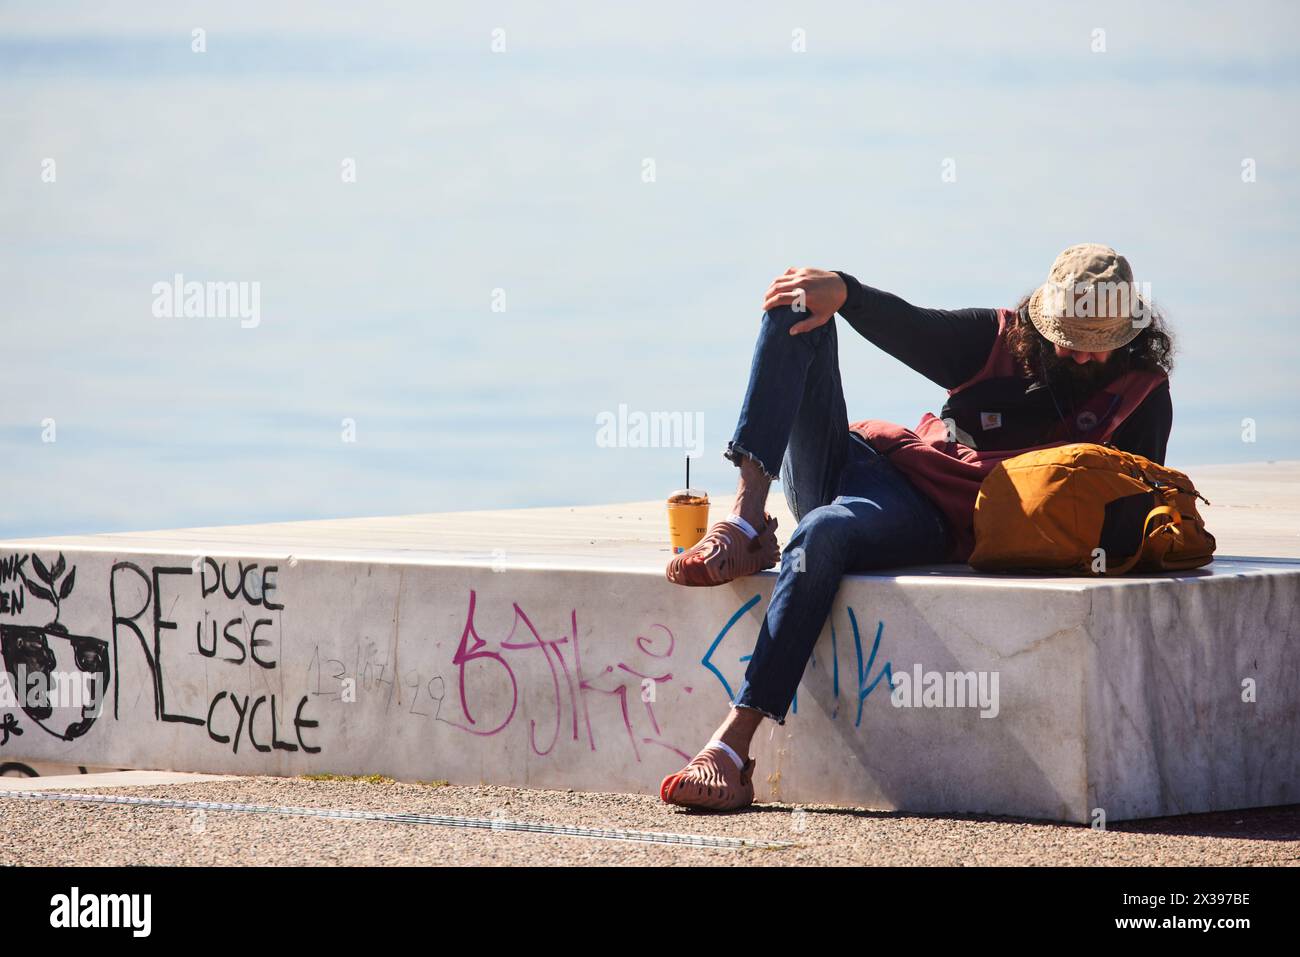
[732,455,772,530]
[711,705,764,756]
[665,514,780,586]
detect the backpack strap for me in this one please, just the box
[1105,505,1181,576]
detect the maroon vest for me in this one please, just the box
[849,309,1168,562]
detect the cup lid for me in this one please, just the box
[668,488,709,499]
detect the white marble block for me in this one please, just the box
[1,539,1294,823]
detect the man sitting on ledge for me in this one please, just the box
[660,243,1175,811]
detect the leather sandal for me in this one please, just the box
[660,747,757,811]
[665,514,780,587]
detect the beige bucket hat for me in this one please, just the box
[1027,243,1150,352]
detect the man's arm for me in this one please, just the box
[1108,379,1173,465]
[835,271,999,390]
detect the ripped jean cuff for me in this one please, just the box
[723,441,781,483]
[729,698,787,727]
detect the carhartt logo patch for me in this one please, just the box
[980,412,1002,430]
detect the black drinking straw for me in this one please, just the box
[685,455,690,490]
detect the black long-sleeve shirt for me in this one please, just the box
[834,272,1172,465]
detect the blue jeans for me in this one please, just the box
[724,305,952,724]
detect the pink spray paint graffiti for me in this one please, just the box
[447,589,692,762]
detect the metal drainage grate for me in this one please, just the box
[0,790,794,850]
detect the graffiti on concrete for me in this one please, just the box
[704,594,893,727]
[0,552,28,615]
[108,559,320,755]
[0,551,109,741]
[305,589,694,764]
[1,553,899,776]
[447,589,690,762]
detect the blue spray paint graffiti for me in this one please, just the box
[700,594,760,704]
[849,608,893,727]
[702,596,892,727]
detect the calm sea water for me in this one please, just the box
[3,3,1297,537]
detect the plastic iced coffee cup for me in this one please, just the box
[667,488,710,554]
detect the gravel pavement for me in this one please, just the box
[2,776,1297,866]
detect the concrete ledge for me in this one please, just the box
[1,462,1296,823]
[0,770,241,790]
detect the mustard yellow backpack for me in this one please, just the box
[970,443,1215,575]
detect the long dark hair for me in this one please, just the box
[1007,291,1175,382]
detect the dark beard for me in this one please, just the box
[1037,338,1128,400]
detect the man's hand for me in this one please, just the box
[762,267,848,335]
